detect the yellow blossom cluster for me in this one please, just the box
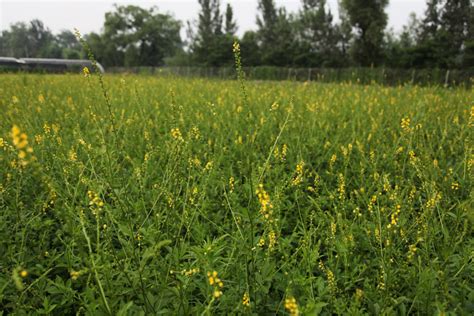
[256,184,273,222]
[368,195,377,214]
[268,230,277,250]
[70,270,81,280]
[407,244,417,261]
[284,296,299,316]
[387,204,401,229]
[229,176,235,193]
[82,66,90,78]
[327,268,336,293]
[171,267,200,277]
[337,173,345,200]
[270,101,279,111]
[273,144,288,161]
[171,128,184,142]
[330,221,337,238]
[232,41,240,54]
[10,125,34,167]
[87,190,104,214]
[401,117,412,133]
[291,161,304,186]
[189,126,200,140]
[319,261,337,294]
[425,192,442,210]
[329,154,337,169]
[207,271,224,298]
[408,150,418,165]
[341,143,353,158]
[242,291,250,307]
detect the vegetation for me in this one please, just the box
[1,0,472,69]
[0,41,472,313]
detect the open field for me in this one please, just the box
[0,74,472,314]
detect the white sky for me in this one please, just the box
[0,0,427,37]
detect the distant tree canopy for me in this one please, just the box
[88,5,182,67]
[0,1,472,69]
[189,0,234,66]
[0,20,78,59]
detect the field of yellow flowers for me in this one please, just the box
[0,72,472,314]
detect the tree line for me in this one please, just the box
[1,0,472,69]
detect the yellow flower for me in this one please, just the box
[18,150,26,159]
[20,270,28,278]
[268,230,277,249]
[171,128,183,142]
[401,117,411,132]
[242,291,250,306]
[256,184,274,222]
[70,270,81,280]
[232,40,240,54]
[213,289,223,298]
[291,161,304,186]
[284,296,299,316]
[83,66,90,77]
[38,94,45,103]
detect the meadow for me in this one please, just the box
[0,69,472,315]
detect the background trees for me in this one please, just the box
[295,0,341,67]
[0,1,472,69]
[189,0,235,66]
[89,5,182,67]
[340,0,389,66]
[0,20,62,58]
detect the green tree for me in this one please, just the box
[224,3,238,35]
[412,0,471,68]
[408,0,442,67]
[437,0,471,67]
[192,0,235,66]
[462,2,474,68]
[56,30,83,59]
[341,0,389,66]
[98,5,182,67]
[256,0,298,66]
[420,0,441,41]
[384,13,423,68]
[240,31,261,66]
[336,0,353,63]
[0,20,56,58]
[296,0,340,66]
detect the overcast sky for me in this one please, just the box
[0,0,427,37]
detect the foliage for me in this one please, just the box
[295,0,342,67]
[0,1,473,69]
[90,5,182,67]
[341,0,389,66]
[256,0,299,66]
[0,20,77,59]
[189,0,236,67]
[0,54,472,314]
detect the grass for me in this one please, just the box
[0,71,472,315]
